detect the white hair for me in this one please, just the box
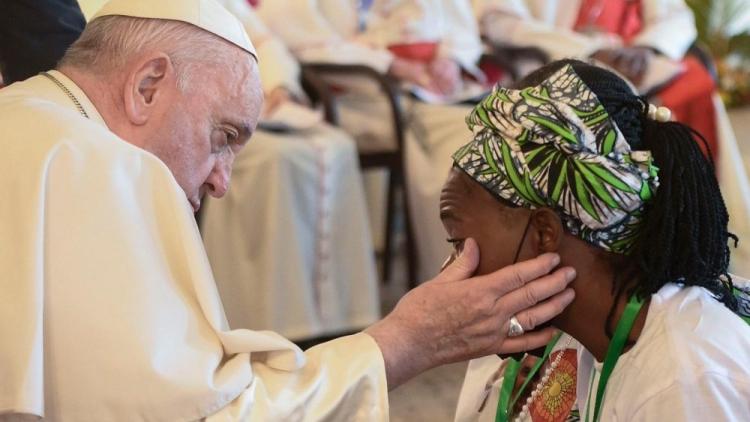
[59,15,247,91]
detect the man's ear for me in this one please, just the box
[529,208,564,253]
[123,53,173,125]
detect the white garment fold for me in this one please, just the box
[0,72,388,421]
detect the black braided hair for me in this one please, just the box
[516,59,738,313]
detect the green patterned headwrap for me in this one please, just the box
[452,64,659,254]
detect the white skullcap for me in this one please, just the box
[93,0,257,60]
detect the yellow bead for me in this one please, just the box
[656,106,672,122]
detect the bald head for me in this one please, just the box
[58,14,262,211]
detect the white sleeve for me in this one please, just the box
[257,0,394,73]
[629,373,750,421]
[475,0,618,59]
[631,0,696,60]
[436,0,483,75]
[208,334,389,421]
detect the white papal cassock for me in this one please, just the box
[201,0,380,341]
[258,0,486,281]
[0,71,387,420]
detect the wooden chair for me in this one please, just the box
[300,48,549,288]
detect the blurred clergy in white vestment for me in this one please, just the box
[202,0,381,342]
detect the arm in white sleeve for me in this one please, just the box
[257,0,394,73]
[631,0,696,60]
[208,334,389,421]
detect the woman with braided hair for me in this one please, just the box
[449,60,750,422]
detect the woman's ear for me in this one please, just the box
[529,208,564,253]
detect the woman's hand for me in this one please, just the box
[428,57,462,95]
[388,57,433,90]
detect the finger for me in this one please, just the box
[434,72,455,95]
[415,71,433,89]
[434,76,450,95]
[503,288,575,332]
[474,253,561,296]
[498,268,576,317]
[495,327,559,354]
[434,237,479,283]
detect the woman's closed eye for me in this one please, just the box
[447,238,465,255]
[441,238,465,271]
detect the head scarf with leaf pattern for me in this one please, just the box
[452,64,659,254]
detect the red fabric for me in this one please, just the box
[478,59,506,87]
[529,349,578,422]
[387,42,439,63]
[247,0,258,7]
[574,0,642,43]
[658,56,719,157]
[574,0,719,161]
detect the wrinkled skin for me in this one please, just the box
[64,45,263,212]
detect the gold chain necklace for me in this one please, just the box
[40,72,90,119]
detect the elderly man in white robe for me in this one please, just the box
[201,0,380,341]
[257,0,490,282]
[0,0,578,420]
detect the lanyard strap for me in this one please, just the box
[495,332,563,422]
[589,295,644,422]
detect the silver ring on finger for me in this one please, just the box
[507,315,524,337]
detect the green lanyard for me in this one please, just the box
[586,295,645,422]
[494,332,563,422]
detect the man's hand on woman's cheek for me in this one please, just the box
[365,238,576,389]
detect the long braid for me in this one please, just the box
[631,121,737,309]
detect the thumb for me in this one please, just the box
[436,238,479,283]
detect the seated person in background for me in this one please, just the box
[201,0,381,341]
[257,0,489,281]
[474,0,712,150]
[473,0,750,281]
[445,60,750,421]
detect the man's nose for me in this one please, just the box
[205,160,232,198]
